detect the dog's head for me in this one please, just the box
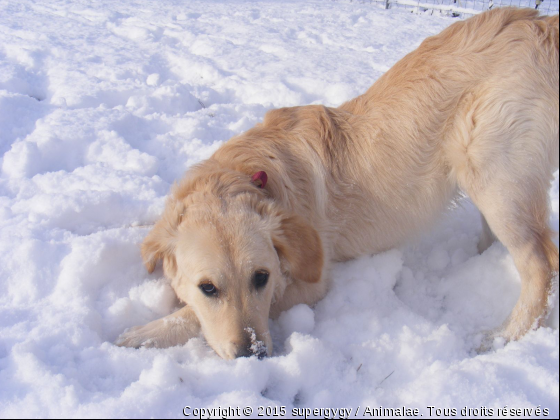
[140,168,323,359]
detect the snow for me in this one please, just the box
[0,0,558,418]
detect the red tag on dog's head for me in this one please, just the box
[251,171,268,188]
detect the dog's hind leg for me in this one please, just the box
[116,305,201,349]
[448,98,559,344]
[460,166,558,343]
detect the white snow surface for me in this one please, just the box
[0,0,558,418]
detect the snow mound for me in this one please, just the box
[0,0,558,417]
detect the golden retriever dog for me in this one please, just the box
[117,8,559,359]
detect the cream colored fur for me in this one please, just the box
[117,8,559,358]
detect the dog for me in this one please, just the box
[117,8,559,359]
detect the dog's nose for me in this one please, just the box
[253,347,268,360]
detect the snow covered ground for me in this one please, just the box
[0,0,558,418]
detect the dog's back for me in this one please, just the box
[342,8,558,132]
[331,8,555,257]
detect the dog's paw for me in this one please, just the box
[115,325,160,349]
[475,335,493,354]
[475,329,507,354]
[116,307,202,350]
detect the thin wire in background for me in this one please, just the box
[343,0,559,17]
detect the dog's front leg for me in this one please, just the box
[116,305,201,349]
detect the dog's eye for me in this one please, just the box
[199,283,218,297]
[253,270,269,289]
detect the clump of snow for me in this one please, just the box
[0,0,558,418]
[279,304,315,337]
[427,247,451,272]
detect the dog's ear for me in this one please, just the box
[141,200,184,276]
[272,214,323,283]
